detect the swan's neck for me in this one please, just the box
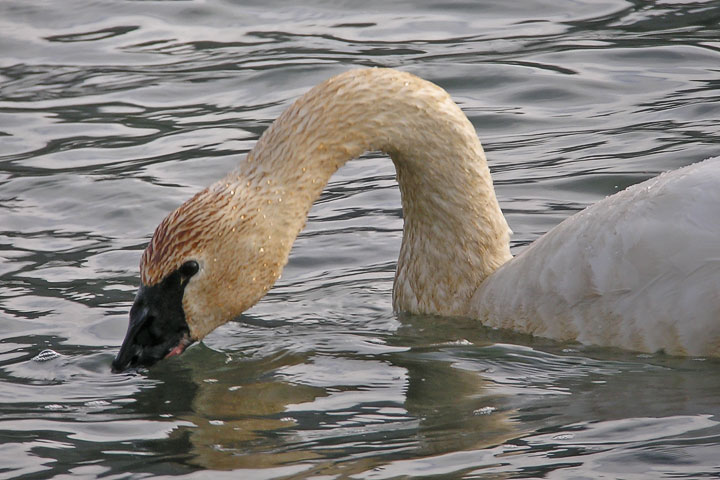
[225,69,511,316]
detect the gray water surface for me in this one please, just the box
[1,0,720,478]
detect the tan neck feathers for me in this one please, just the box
[238,68,512,316]
[141,68,511,338]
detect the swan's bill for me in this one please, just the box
[112,263,198,372]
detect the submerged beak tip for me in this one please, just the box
[110,356,130,374]
[110,333,194,373]
[110,345,137,373]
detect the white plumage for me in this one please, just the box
[472,158,720,356]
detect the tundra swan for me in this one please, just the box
[112,68,720,372]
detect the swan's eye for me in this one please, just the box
[179,260,199,281]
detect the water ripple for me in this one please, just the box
[1,0,719,478]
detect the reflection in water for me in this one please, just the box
[169,320,522,472]
[178,350,323,470]
[155,313,720,477]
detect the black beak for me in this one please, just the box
[112,273,193,373]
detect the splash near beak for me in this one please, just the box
[112,270,194,373]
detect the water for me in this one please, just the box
[1,0,719,478]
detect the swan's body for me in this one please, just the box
[113,68,720,371]
[473,159,720,355]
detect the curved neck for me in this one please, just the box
[227,69,511,316]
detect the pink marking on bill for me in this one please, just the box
[164,337,192,359]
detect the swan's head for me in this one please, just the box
[112,182,287,372]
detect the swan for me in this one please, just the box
[112,68,720,372]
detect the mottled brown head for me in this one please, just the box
[140,188,232,287]
[113,180,290,371]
